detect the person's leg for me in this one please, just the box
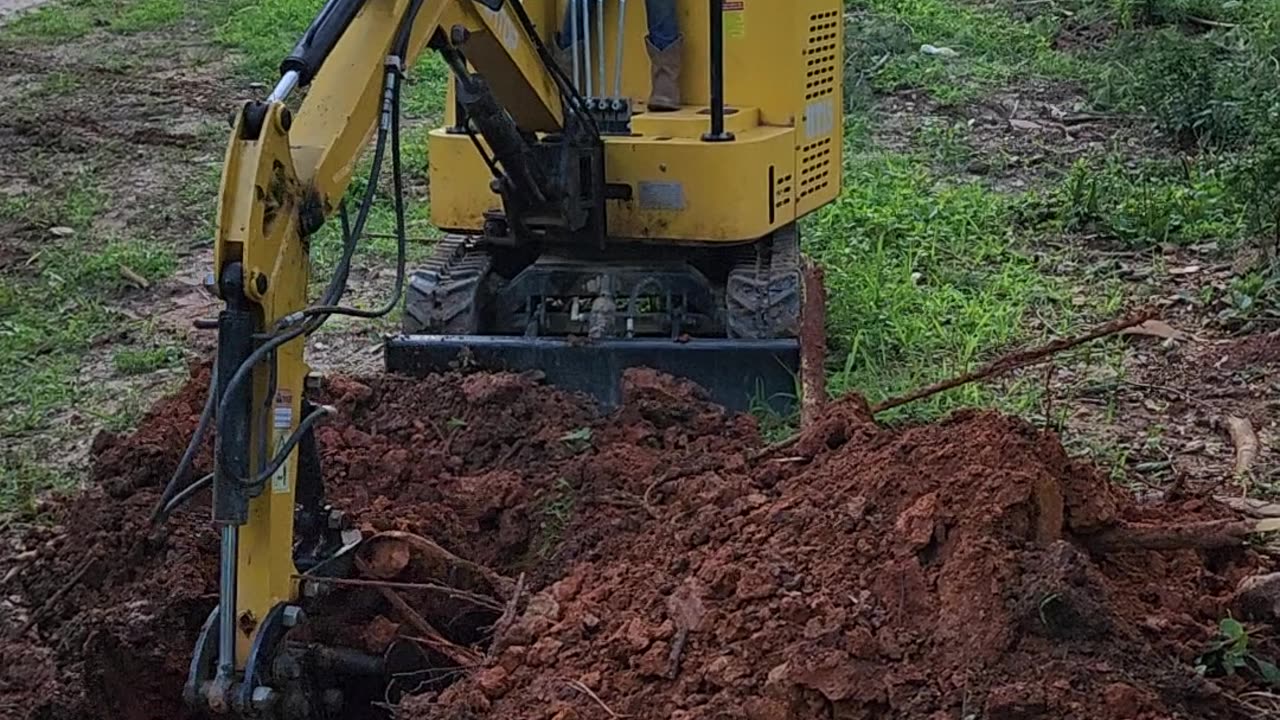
[643,0,681,110]
[643,0,679,50]
[558,0,582,49]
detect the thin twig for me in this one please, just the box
[563,678,624,718]
[296,574,504,611]
[487,572,526,659]
[12,554,96,639]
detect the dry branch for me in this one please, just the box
[1082,518,1280,553]
[296,575,505,612]
[353,555,482,668]
[752,309,1155,462]
[871,308,1155,415]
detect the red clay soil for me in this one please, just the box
[0,368,1273,720]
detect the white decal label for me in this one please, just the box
[639,181,686,210]
[271,390,293,494]
[805,98,836,140]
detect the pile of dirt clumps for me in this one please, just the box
[417,402,1266,720]
[0,367,1271,720]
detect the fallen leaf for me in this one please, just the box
[1009,118,1043,131]
[1168,265,1202,275]
[49,226,75,237]
[1121,319,1188,342]
[119,264,150,289]
[1224,416,1260,478]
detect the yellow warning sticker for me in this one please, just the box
[724,0,745,39]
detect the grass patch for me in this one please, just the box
[809,129,1058,419]
[847,0,1079,105]
[112,344,184,375]
[0,448,75,518]
[535,478,576,560]
[1,239,178,436]
[1045,157,1246,247]
[2,0,187,41]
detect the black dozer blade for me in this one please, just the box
[383,335,800,413]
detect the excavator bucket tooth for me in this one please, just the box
[383,335,800,413]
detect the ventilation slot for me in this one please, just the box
[805,10,839,102]
[774,172,794,211]
[799,137,832,200]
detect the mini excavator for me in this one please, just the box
[170,0,843,716]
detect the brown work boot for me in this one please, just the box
[646,35,682,112]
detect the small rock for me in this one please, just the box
[635,641,671,677]
[620,617,653,652]
[475,666,511,699]
[527,636,564,667]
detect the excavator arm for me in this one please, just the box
[181,1,603,716]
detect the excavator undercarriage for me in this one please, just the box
[390,225,806,407]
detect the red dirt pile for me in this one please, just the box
[0,368,1270,720]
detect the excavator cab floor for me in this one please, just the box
[384,334,800,414]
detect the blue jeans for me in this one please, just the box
[558,0,679,51]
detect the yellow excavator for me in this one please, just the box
[161,0,843,716]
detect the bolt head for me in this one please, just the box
[281,605,305,628]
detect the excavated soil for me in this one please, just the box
[0,367,1273,720]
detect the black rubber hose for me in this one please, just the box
[241,405,334,489]
[157,472,213,523]
[150,358,216,525]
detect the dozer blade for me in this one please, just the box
[384,335,800,413]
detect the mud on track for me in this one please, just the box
[0,368,1272,719]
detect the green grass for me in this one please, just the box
[112,344,184,375]
[809,125,1060,419]
[0,239,178,436]
[847,0,1080,105]
[2,0,187,40]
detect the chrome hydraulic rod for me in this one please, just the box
[613,0,627,97]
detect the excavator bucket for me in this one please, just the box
[385,335,801,412]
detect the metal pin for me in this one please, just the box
[614,0,628,97]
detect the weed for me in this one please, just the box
[0,448,75,518]
[559,427,594,454]
[536,478,576,560]
[112,345,184,376]
[1050,158,1245,247]
[1197,617,1280,686]
[1,0,187,41]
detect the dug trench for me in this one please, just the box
[1,366,1276,720]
